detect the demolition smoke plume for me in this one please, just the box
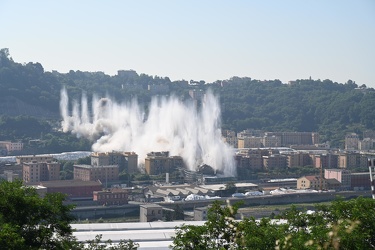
[60,88,236,176]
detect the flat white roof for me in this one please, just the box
[200,182,257,191]
[72,221,206,250]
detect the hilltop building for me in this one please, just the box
[0,141,23,154]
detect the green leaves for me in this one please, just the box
[172,197,375,250]
[0,180,76,249]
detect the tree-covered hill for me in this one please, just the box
[212,77,375,145]
[1,48,374,147]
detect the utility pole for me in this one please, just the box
[369,157,375,199]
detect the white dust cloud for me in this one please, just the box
[60,88,236,176]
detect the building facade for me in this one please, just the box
[338,153,368,169]
[35,180,102,198]
[145,152,184,175]
[91,151,138,174]
[285,152,312,168]
[0,141,23,153]
[313,154,338,169]
[93,187,129,205]
[262,135,281,147]
[140,204,163,222]
[237,136,262,148]
[265,132,319,146]
[345,133,359,150]
[351,172,371,190]
[324,169,351,190]
[262,154,287,170]
[222,130,238,148]
[297,175,327,190]
[74,165,119,183]
[23,161,60,184]
[16,155,54,165]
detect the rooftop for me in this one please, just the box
[34,180,102,188]
[74,164,119,169]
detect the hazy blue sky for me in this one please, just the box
[1,0,374,87]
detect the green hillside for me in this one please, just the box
[1,48,374,148]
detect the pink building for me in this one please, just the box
[324,169,351,190]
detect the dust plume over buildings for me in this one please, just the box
[60,88,236,176]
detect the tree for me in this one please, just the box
[0,180,76,249]
[0,180,140,250]
[60,161,74,180]
[172,201,241,249]
[77,156,91,165]
[84,234,139,250]
[172,197,375,250]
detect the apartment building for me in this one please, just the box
[262,135,281,147]
[16,155,54,165]
[345,133,359,150]
[238,136,262,148]
[74,165,119,183]
[338,153,368,169]
[145,152,184,175]
[265,132,319,146]
[23,161,60,184]
[262,154,287,170]
[285,152,312,168]
[237,129,264,138]
[358,138,375,150]
[324,169,351,190]
[91,151,138,174]
[222,130,238,148]
[235,150,263,171]
[313,154,338,169]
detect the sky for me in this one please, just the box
[1,0,375,87]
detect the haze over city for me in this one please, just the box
[1,0,374,87]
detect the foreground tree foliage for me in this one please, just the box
[172,197,375,250]
[0,181,138,249]
[0,180,76,249]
